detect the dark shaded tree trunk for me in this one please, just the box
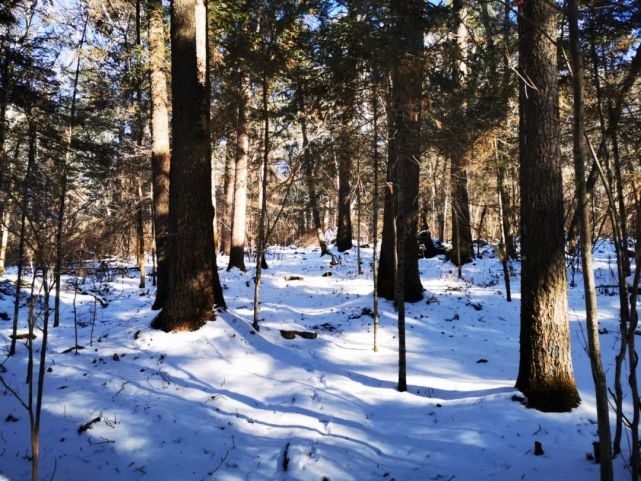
[390,0,424,305]
[148,0,171,309]
[228,69,250,271]
[515,0,580,412]
[153,0,225,332]
[336,129,353,252]
[390,0,425,392]
[377,89,397,301]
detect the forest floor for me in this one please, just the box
[0,241,635,481]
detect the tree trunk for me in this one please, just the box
[228,69,250,271]
[450,146,474,265]
[153,0,225,332]
[336,129,353,252]
[53,17,87,328]
[372,78,380,352]
[148,0,171,309]
[298,86,329,256]
[568,1,613,476]
[390,0,425,391]
[390,0,424,304]
[449,0,474,267]
[253,76,270,331]
[495,139,512,302]
[377,89,397,301]
[220,136,235,255]
[515,0,580,412]
[136,180,146,288]
[9,124,35,357]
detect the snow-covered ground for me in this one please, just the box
[0,242,634,480]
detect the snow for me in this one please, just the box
[0,242,634,480]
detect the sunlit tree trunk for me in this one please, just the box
[228,69,250,271]
[515,0,580,412]
[148,0,171,308]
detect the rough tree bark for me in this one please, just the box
[148,0,171,309]
[228,69,250,271]
[515,0,580,412]
[152,0,225,332]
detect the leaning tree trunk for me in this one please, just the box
[148,0,171,309]
[228,69,250,271]
[515,0,580,412]
[568,0,613,476]
[152,0,225,332]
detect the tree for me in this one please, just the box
[567,0,612,476]
[378,0,424,304]
[390,0,425,390]
[152,0,225,332]
[515,0,580,412]
[227,67,250,272]
[148,0,172,309]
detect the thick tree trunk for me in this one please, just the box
[390,0,424,390]
[377,92,397,301]
[147,0,171,309]
[336,129,353,252]
[515,0,580,412]
[568,0,613,477]
[148,0,171,309]
[228,69,250,271]
[390,0,424,304]
[153,0,225,332]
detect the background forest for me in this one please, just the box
[1,0,641,480]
